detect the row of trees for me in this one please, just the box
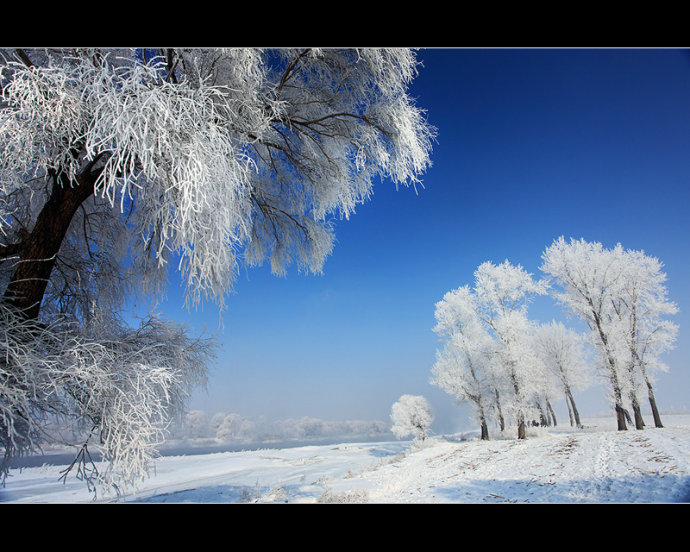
[542,237,678,431]
[432,237,677,440]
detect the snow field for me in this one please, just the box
[2,414,689,503]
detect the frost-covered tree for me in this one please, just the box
[390,394,433,441]
[533,321,592,428]
[473,260,548,439]
[432,261,548,440]
[541,238,630,430]
[0,48,434,491]
[541,237,677,431]
[608,249,678,429]
[431,286,495,440]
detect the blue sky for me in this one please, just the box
[155,48,690,434]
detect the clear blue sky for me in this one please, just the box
[154,48,690,434]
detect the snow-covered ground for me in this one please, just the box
[2,414,690,503]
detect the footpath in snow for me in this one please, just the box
[2,414,689,503]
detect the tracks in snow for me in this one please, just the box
[344,426,690,503]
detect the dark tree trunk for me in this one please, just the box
[649,393,664,429]
[476,398,490,440]
[536,402,548,427]
[3,171,96,321]
[480,417,489,441]
[566,387,582,429]
[615,397,628,430]
[565,390,575,426]
[590,309,627,431]
[644,373,664,428]
[517,417,526,439]
[632,398,645,430]
[511,372,526,440]
[546,398,557,427]
[1,169,96,471]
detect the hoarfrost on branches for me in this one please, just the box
[432,260,559,440]
[0,48,435,492]
[0,48,434,313]
[0,303,213,493]
[433,239,677,440]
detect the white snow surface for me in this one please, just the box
[3,414,690,503]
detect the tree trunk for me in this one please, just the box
[480,417,489,441]
[3,171,96,321]
[536,402,548,427]
[469,364,489,440]
[475,396,490,441]
[614,403,630,429]
[647,385,664,428]
[546,398,557,427]
[566,393,575,426]
[590,309,627,430]
[517,416,526,439]
[494,388,505,432]
[511,373,526,440]
[566,387,582,429]
[631,396,645,430]
[641,365,664,428]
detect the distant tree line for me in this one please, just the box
[169,411,390,443]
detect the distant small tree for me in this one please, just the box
[390,395,433,441]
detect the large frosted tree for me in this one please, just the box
[608,248,678,429]
[540,237,677,431]
[473,260,548,439]
[431,285,495,440]
[433,260,548,440]
[541,238,630,430]
[0,48,435,491]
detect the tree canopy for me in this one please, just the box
[0,48,435,492]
